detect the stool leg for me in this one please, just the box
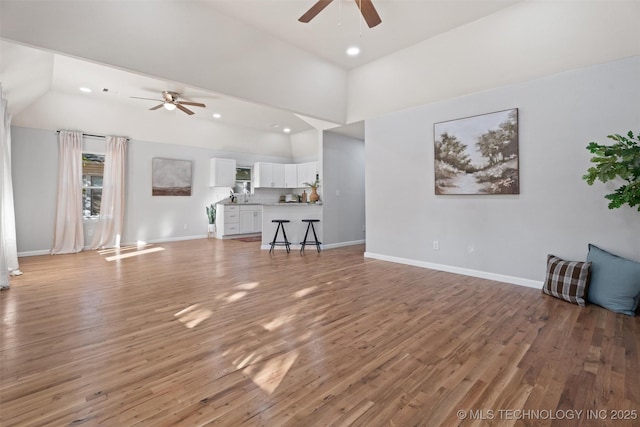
[300,222,311,254]
[281,223,290,253]
[311,222,321,252]
[270,222,281,254]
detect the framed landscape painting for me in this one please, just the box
[152,158,192,196]
[434,108,519,195]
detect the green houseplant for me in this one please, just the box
[206,204,217,236]
[582,131,640,211]
[206,203,217,224]
[303,177,321,203]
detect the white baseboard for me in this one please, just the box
[323,240,365,250]
[142,234,208,245]
[260,240,365,251]
[17,235,209,258]
[17,249,50,257]
[364,252,542,289]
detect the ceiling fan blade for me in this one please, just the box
[132,96,163,101]
[299,0,334,23]
[176,104,195,115]
[355,0,382,28]
[149,104,164,110]
[178,101,206,108]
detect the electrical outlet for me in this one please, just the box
[336,189,341,197]
[183,224,188,230]
[87,228,94,236]
[433,240,439,250]
[362,224,366,232]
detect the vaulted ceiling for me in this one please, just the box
[0,0,522,136]
[1,0,637,145]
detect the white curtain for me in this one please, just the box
[91,136,127,249]
[1,84,20,289]
[51,131,84,254]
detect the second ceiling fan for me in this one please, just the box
[131,91,206,115]
[299,0,382,28]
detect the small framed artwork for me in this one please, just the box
[152,158,192,196]
[434,108,519,195]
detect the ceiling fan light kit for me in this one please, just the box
[131,90,206,115]
[299,0,381,28]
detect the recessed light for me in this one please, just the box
[79,87,92,93]
[346,46,360,56]
[283,128,291,133]
[213,113,221,119]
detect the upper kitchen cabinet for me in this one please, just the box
[297,162,318,187]
[210,158,237,187]
[272,164,285,188]
[254,161,317,188]
[284,164,298,189]
[254,162,285,188]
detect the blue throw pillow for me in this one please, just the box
[586,244,640,316]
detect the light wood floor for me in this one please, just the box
[1,239,639,426]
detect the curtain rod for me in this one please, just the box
[56,130,130,141]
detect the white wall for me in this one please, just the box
[348,0,640,122]
[11,126,291,254]
[290,129,321,163]
[365,56,640,284]
[322,131,365,247]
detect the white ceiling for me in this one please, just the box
[206,0,521,69]
[0,0,522,140]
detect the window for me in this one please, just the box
[82,153,104,218]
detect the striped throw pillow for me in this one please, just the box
[542,255,591,306]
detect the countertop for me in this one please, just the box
[218,202,322,207]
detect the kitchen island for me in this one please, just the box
[261,203,323,251]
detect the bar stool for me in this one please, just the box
[269,220,291,254]
[300,219,321,254]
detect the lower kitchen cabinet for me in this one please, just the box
[215,204,261,238]
[239,205,262,234]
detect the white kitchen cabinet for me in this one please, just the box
[214,204,240,238]
[253,162,271,188]
[254,162,285,188]
[297,162,317,187]
[254,161,317,189]
[215,204,261,238]
[284,164,298,188]
[272,164,285,188]
[239,205,262,234]
[210,158,236,187]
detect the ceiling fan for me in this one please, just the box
[299,0,381,28]
[131,91,206,115]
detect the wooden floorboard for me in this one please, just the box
[1,239,639,426]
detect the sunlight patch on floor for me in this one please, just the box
[242,350,299,395]
[97,242,152,255]
[174,304,212,329]
[235,281,259,290]
[226,291,247,303]
[262,313,296,331]
[293,286,317,298]
[105,247,164,261]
